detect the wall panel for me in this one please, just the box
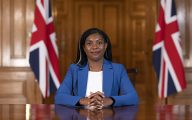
[1,0,30,67]
[0,68,42,104]
[100,2,123,62]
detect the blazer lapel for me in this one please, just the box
[103,60,113,97]
[78,65,88,97]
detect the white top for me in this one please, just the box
[85,71,103,97]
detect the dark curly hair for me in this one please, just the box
[75,28,112,66]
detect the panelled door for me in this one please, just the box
[58,0,157,104]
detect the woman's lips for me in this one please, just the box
[91,51,101,55]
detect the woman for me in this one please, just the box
[55,28,139,110]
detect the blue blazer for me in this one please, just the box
[55,60,139,107]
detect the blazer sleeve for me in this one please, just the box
[55,65,83,106]
[111,65,139,106]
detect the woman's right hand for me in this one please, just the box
[79,97,90,106]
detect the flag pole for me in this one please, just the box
[165,97,168,104]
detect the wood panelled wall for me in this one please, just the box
[0,0,42,103]
[0,0,191,104]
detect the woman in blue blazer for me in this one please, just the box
[55,28,139,110]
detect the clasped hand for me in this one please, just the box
[88,91,105,110]
[79,91,113,111]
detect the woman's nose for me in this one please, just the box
[92,43,99,48]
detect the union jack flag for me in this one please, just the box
[29,0,61,98]
[152,0,186,98]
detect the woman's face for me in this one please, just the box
[83,33,107,62]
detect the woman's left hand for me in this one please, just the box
[102,97,113,107]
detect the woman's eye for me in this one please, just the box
[86,42,92,46]
[98,41,103,45]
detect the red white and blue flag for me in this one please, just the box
[153,0,186,98]
[29,0,61,98]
